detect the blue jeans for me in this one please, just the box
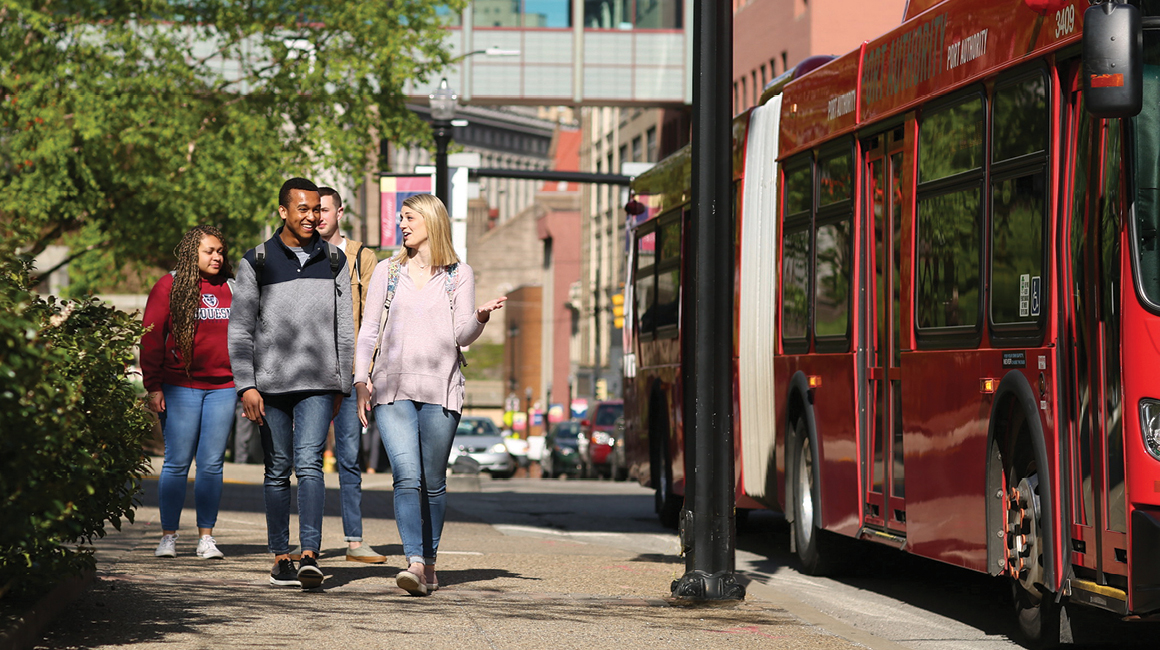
[158,385,237,531]
[260,392,332,555]
[333,385,363,541]
[375,401,460,565]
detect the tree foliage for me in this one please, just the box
[0,0,460,276]
[0,255,152,598]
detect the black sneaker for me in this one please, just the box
[297,554,324,590]
[270,558,300,587]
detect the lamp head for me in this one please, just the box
[429,78,458,121]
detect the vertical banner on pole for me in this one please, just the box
[380,174,434,249]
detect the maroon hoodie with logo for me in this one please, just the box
[140,273,235,392]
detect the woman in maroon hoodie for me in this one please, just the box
[141,226,236,560]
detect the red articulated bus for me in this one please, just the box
[623,0,1160,643]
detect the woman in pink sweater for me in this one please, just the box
[354,194,505,596]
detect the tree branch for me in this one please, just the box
[30,241,103,285]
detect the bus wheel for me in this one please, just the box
[793,420,845,575]
[654,446,682,529]
[1006,431,1070,647]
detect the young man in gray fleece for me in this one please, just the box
[228,177,354,590]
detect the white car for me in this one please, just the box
[450,417,514,478]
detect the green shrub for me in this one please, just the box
[0,257,151,599]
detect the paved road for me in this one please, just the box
[476,477,1160,650]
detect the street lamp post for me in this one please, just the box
[428,78,458,207]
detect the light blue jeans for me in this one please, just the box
[158,385,237,532]
[333,384,364,541]
[260,392,332,555]
[375,401,460,565]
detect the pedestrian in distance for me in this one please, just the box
[354,193,506,596]
[141,225,236,561]
[229,177,355,590]
[286,185,386,564]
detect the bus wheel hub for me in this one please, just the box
[1006,476,1044,595]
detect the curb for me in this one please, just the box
[0,569,95,650]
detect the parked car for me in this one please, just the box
[580,399,623,478]
[450,416,514,478]
[541,420,583,478]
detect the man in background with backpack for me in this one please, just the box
[302,185,386,564]
[229,177,354,590]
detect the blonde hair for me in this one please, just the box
[392,194,460,267]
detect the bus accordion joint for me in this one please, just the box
[807,375,822,389]
[980,378,997,394]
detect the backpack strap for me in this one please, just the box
[354,244,367,288]
[444,263,468,369]
[254,242,266,284]
[320,240,341,278]
[370,260,402,371]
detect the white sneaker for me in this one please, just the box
[155,534,178,558]
[196,535,224,559]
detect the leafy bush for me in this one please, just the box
[0,257,151,599]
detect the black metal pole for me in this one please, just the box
[433,119,452,206]
[671,0,743,601]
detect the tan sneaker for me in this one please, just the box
[346,545,387,563]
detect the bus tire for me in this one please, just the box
[1005,410,1071,648]
[792,418,842,576]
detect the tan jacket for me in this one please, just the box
[343,238,379,344]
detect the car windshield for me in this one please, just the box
[457,419,499,436]
[594,404,623,426]
[552,422,581,443]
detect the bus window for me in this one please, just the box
[916,189,982,329]
[818,150,852,207]
[993,72,1048,161]
[655,215,681,333]
[919,94,984,183]
[783,228,811,342]
[991,72,1048,330]
[635,226,657,336]
[815,219,852,339]
[782,157,812,351]
[1132,30,1160,308]
[815,144,854,347]
[917,93,985,334]
[785,163,812,215]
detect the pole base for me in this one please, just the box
[670,569,745,601]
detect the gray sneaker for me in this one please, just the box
[346,545,387,564]
[154,534,177,558]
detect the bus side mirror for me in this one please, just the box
[1084,0,1143,118]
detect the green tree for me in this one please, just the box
[0,0,461,282]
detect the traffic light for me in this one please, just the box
[611,292,625,329]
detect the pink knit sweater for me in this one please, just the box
[353,262,486,412]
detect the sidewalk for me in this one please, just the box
[28,459,869,650]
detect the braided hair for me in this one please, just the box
[170,226,233,375]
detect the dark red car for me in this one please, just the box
[580,399,623,478]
